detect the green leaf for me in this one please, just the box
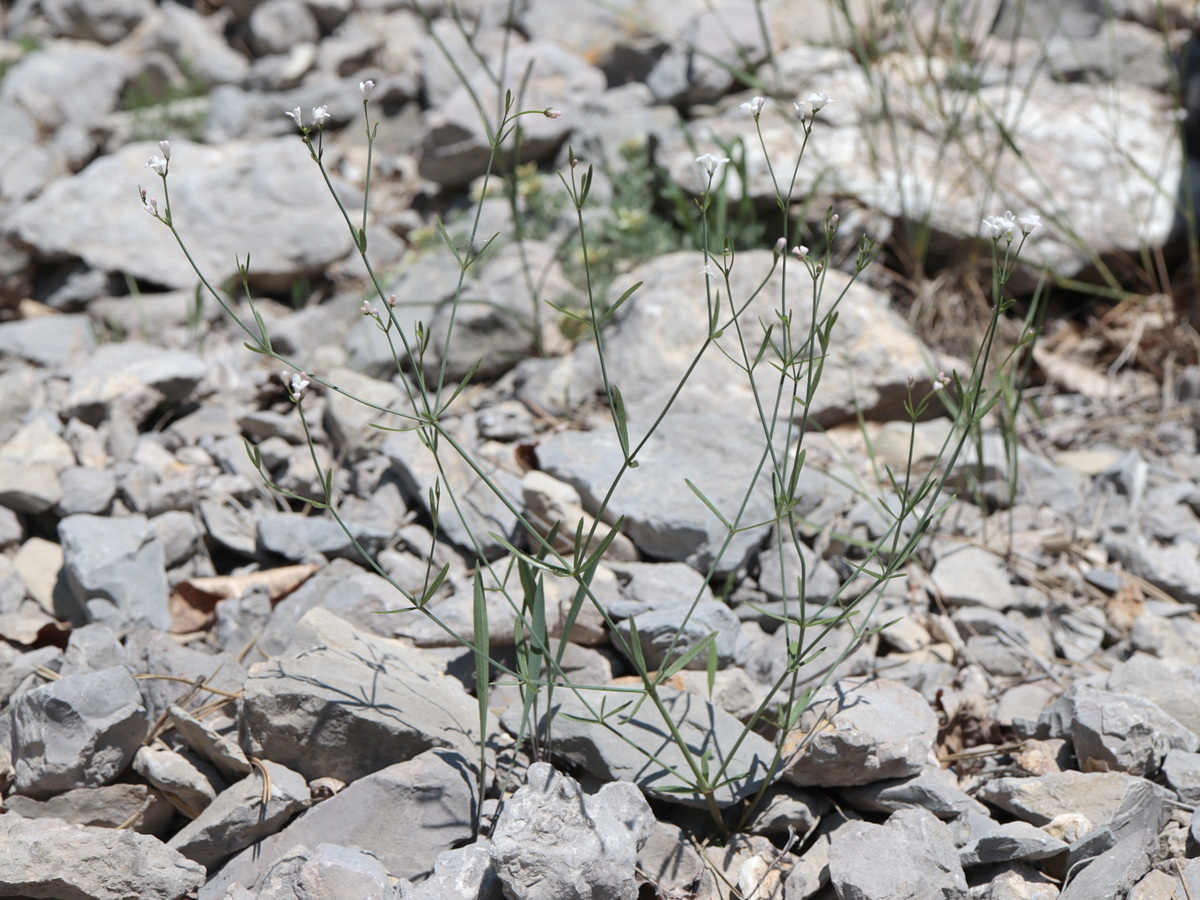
[658,632,717,681]
[685,479,731,530]
[597,281,642,327]
[419,563,450,608]
[610,385,631,460]
[487,533,572,577]
[580,516,626,571]
[579,165,593,207]
[626,617,647,675]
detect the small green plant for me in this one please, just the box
[139,27,1044,853]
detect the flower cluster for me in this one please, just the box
[982,211,1041,240]
[285,106,331,131]
[281,370,310,402]
[695,153,729,176]
[794,92,834,119]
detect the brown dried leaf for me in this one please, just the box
[169,564,320,633]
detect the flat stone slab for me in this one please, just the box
[502,684,779,808]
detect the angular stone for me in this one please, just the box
[784,678,938,787]
[63,341,207,427]
[198,749,476,898]
[168,760,310,870]
[537,412,776,575]
[0,460,62,513]
[1062,684,1198,777]
[1107,653,1200,735]
[397,840,502,900]
[959,821,1069,867]
[977,771,1171,827]
[239,616,486,783]
[0,313,96,367]
[930,545,1021,610]
[828,808,967,900]
[136,742,225,814]
[168,704,252,780]
[8,665,148,798]
[491,763,655,900]
[613,599,740,670]
[59,623,125,676]
[59,513,171,632]
[0,813,204,900]
[3,782,174,835]
[9,139,356,292]
[502,684,777,808]
[123,629,247,723]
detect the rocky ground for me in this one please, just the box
[4,1,1200,899]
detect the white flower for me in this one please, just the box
[774,237,787,256]
[282,370,310,401]
[701,264,717,278]
[285,107,303,127]
[360,300,378,316]
[981,211,1016,240]
[359,80,375,100]
[791,245,809,260]
[158,139,170,160]
[695,153,730,176]
[807,92,834,112]
[741,96,765,115]
[544,107,562,119]
[145,155,167,176]
[793,100,811,118]
[143,196,158,217]
[312,105,330,127]
[1017,213,1042,235]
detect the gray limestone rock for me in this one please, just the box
[418,41,604,188]
[59,513,171,631]
[977,771,1171,827]
[396,840,502,900]
[930,545,1021,610]
[383,425,522,560]
[122,629,247,723]
[1107,653,1200,734]
[41,0,155,43]
[0,313,96,367]
[958,821,1069,867]
[56,465,117,516]
[784,678,939,787]
[0,42,130,133]
[1163,749,1200,804]
[63,341,207,427]
[3,782,174,835]
[226,843,393,900]
[504,683,777,808]
[59,623,125,676]
[828,807,967,900]
[1061,684,1199,777]
[168,760,310,870]
[168,703,252,780]
[0,813,205,900]
[636,822,707,899]
[238,622,487,783]
[247,0,320,56]
[9,139,356,293]
[537,412,776,575]
[613,599,740,671]
[0,460,62,513]
[133,744,223,818]
[198,748,476,898]
[7,665,148,798]
[491,763,655,900]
